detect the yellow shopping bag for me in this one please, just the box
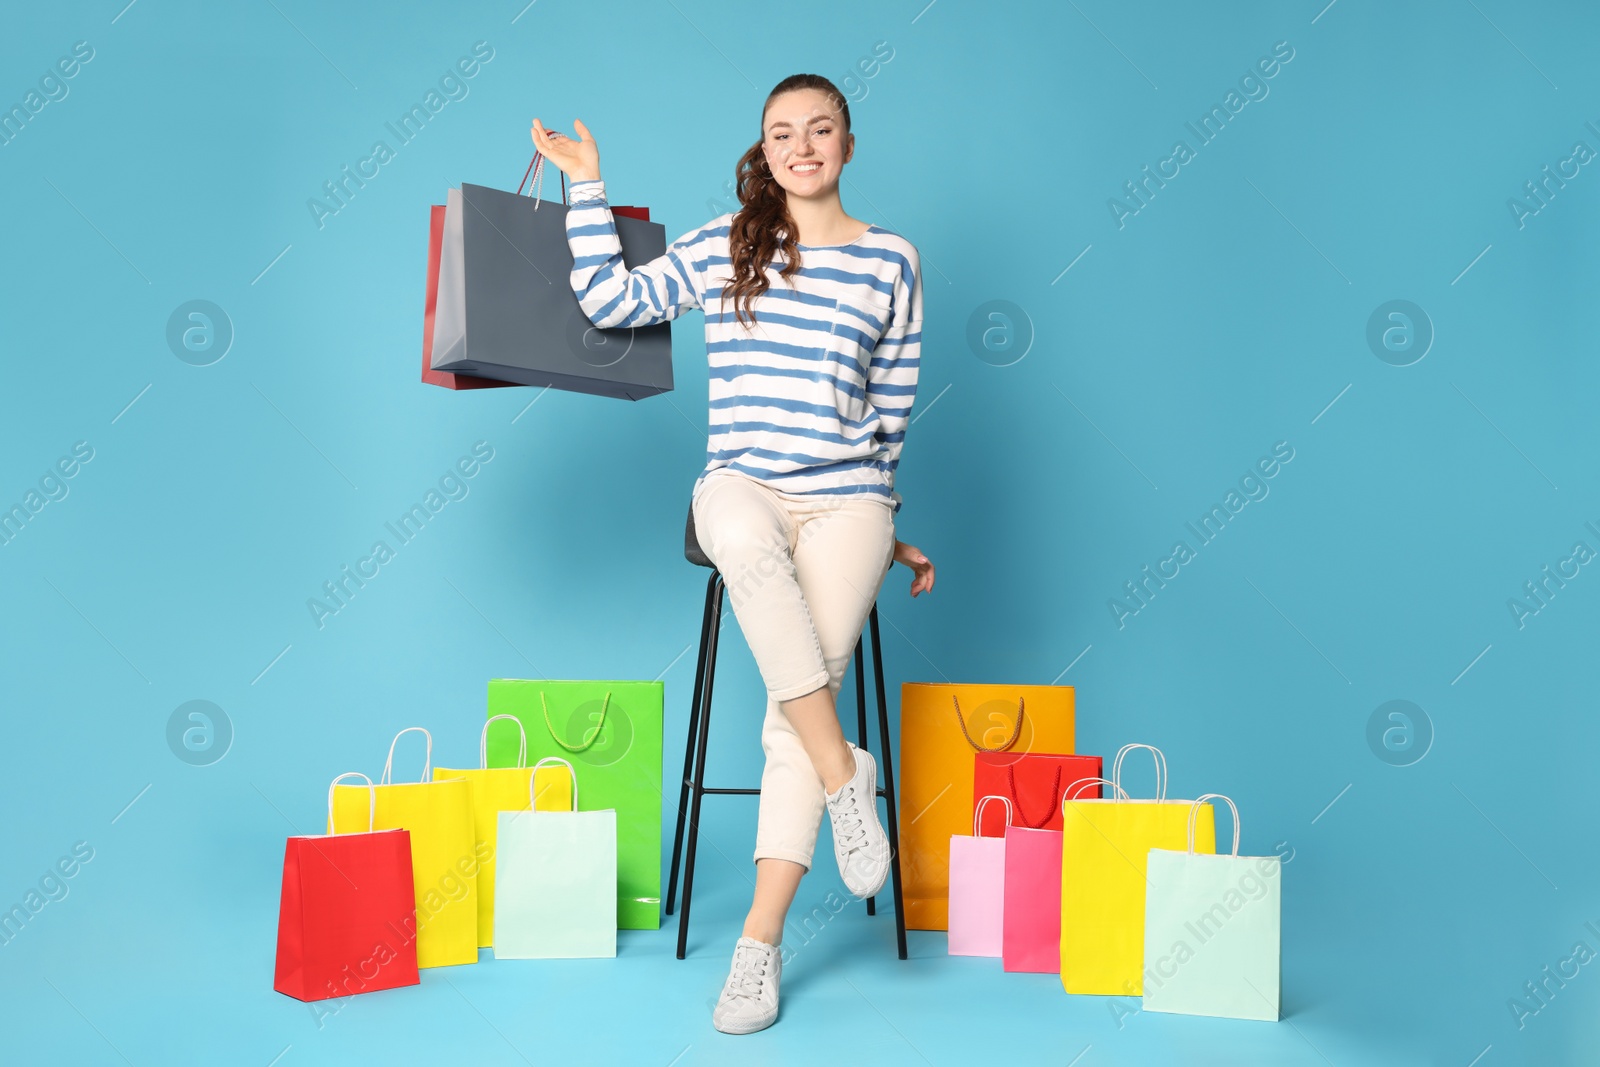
[331,727,477,968]
[900,682,1076,930]
[1059,744,1215,995]
[434,716,574,947]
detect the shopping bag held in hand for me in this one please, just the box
[1143,794,1281,1021]
[421,155,652,391]
[430,152,671,399]
[331,727,478,968]
[494,756,618,959]
[900,682,1077,930]
[948,796,1013,958]
[274,773,421,1001]
[432,715,574,947]
[1059,745,1215,995]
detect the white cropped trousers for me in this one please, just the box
[690,470,896,869]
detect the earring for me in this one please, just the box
[758,158,771,175]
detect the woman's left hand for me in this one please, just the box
[893,540,935,597]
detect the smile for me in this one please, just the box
[790,162,821,174]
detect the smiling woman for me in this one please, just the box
[550,87,922,513]
[532,72,932,1036]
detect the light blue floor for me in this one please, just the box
[5,786,1584,1066]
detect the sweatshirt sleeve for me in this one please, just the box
[867,244,922,516]
[565,178,708,328]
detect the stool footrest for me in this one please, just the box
[684,786,893,799]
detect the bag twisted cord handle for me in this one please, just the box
[973,795,1014,838]
[516,152,568,207]
[540,690,611,753]
[326,772,376,834]
[480,714,528,769]
[529,756,579,811]
[1189,793,1240,856]
[1006,763,1062,829]
[952,694,1024,753]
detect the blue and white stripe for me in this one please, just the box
[565,178,922,514]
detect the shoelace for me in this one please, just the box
[830,783,870,853]
[727,944,770,999]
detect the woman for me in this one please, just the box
[532,72,931,1035]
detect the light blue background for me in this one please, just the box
[2,1,1596,1064]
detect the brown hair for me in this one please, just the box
[720,74,852,329]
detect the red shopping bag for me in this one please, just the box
[420,162,652,390]
[973,751,1102,837]
[273,774,422,1002]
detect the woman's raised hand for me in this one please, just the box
[893,540,936,597]
[531,118,601,182]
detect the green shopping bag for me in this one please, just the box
[486,679,662,930]
[494,757,617,959]
[1142,794,1281,1021]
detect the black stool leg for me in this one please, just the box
[666,570,719,916]
[677,572,725,960]
[853,636,876,917]
[869,605,908,960]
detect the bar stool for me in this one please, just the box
[665,501,907,961]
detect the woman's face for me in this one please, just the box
[761,89,852,198]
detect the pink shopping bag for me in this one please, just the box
[948,796,1012,957]
[1002,777,1116,973]
[1001,823,1062,973]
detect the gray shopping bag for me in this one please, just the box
[431,182,674,400]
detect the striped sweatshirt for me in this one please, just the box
[564,178,923,514]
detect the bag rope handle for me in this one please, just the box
[481,714,528,770]
[1111,743,1168,801]
[529,756,578,811]
[327,772,376,834]
[972,794,1014,838]
[1059,776,1131,818]
[1188,793,1239,856]
[951,694,1024,753]
[381,727,432,785]
[540,690,611,753]
[1005,763,1062,829]
[516,151,568,208]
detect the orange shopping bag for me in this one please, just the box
[898,682,1076,930]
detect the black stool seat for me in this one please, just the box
[684,504,713,569]
[667,501,907,960]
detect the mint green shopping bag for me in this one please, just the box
[493,757,618,959]
[1142,794,1281,1021]
[486,679,662,930]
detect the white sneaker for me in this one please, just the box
[712,936,782,1035]
[826,742,890,899]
